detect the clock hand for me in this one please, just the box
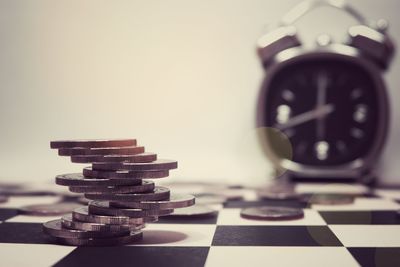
[275,104,335,131]
[316,72,328,141]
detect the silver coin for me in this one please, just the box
[56,173,141,186]
[71,152,157,164]
[72,207,158,224]
[110,194,195,210]
[195,195,227,205]
[167,205,218,217]
[257,190,303,200]
[206,187,245,201]
[89,201,174,218]
[83,167,169,179]
[0,195,8,203]
[0,187,56,196]
[69,180,155,194]
[19,203,83,216]
[53,231,143,246]
[61,214,144,232]
[58,146,145,156]
[92,159,178,171]
[240,206,304,220]
[308,194,355,205]
[84,186,170,202]
[43,219,130,239]
[77,197,91,205]
[50,139,137,149]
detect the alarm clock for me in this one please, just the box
[256,0,395,182]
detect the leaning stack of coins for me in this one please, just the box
[43,139,195,246]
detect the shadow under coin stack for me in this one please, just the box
[43,139,195,246]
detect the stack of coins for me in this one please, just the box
[43,139,195,246]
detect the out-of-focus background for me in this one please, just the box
[0,0,398,185]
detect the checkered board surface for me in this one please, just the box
[1,183,400,267]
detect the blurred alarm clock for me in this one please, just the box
[256,0,395,182]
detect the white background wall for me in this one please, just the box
[0,0,399,185]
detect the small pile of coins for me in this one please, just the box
[43,139,195,246]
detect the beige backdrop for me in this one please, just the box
[0,0,399,185]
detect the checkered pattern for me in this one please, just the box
[1,183,400,267]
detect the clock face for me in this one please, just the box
[264,57,380,166]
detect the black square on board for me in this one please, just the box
[54,246,209,267]
[212,226,342,246]
[0,222,52,244]
[319,211,400,225]
[155,214,218,224]
[0,208,18,222]
[348,247,400,267]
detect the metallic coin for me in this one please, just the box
[89,201,174,217]
[69,180,155,194]
[307,194,355,205]
[0,187,56,197]
[0,195,8,203]
[71,152,157,164]
[77,197,91,205]
[50,139,137,149]
[58,146,145,156]
[85,186,170,202]
[61,214,144,232]
[53,231,143,246]
[43,219,130,238]
[240,206,304,220]
[195,194,227,205]
[19,203,83,216]
[167,205,218,217]
[83,167,169,179]
[56,173,142,186]
[110,194,195,210]
[257,190,303,200]
[92,159,178,171]
[72,207,158,224]
[219,191,244,201]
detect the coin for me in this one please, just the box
[19,203,83,216]
[58,146,145,157]
[56,173,142,186]
[110,194,195,210]
[77,197,91,205]
[89,201,174,217]
[0,186,56,196]
[69,180,155,194]
[200,190,242,201]
[240,206,304,220]
[53,231,143,246]
[50,139,137,149]
[61,214,144,232]
[0,195,8,203]
[257,190,303,200]
[58,146,145,156]
[71,153,157,164]
[43,219,130,238]
[72,207,158,224]
[167,205,218,217]
[195,194,227,205]
[84,186,170,202]
[307,194,355,205]
[92,159,178,171]
[83,167,169,179]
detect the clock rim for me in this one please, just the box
[256,44,390,178]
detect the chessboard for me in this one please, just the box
[1,182,400,267]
